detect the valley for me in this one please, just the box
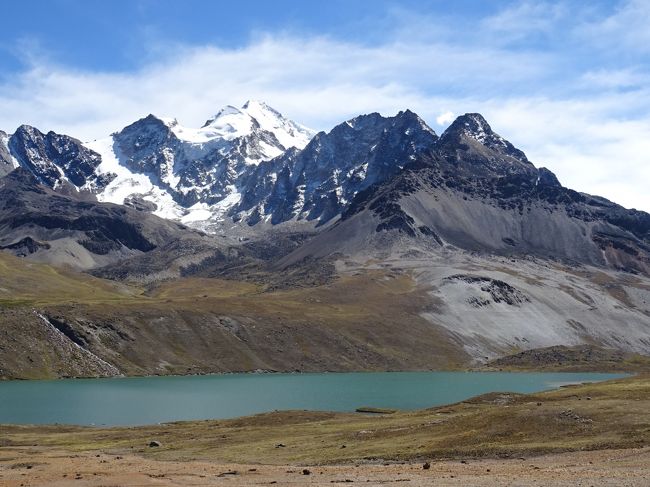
[2,2,649,485]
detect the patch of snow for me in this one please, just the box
[257,140,284,160]
[241,100,314,149]
[180,203,213,224]
[213,185,242,211]
[159,147,180,188]
[85,136,156,204]
[293,184,306,212]
[0,132,20,168]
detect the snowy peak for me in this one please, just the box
[200,105,252,139]
[198,100,315,149]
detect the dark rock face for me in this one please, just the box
[234,110,438,225]
[45,315,90,347]
[284,113,650,276]
[0,130,15,177]
[4,107,650,277]
[0,168,195,268]
[8,125,111,190]
[0,236,51,256]
[114,115,179,180]
[435,113,536,177]
[445,275,530,306]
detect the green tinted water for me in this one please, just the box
[0,371,626,426]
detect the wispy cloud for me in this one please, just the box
[480,1,568,43]
[577,0,650,55]
[0,1,648,211]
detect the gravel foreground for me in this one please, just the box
[1,446,649,486]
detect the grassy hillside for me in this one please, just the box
[3,376,649,465]
[3,250,650,379]
[0,253,139,306]
[486,345,650,373]
[0,254,468,379]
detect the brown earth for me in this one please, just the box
[1,447,649,486]
[486,344,650,372]
[1,376,650,486]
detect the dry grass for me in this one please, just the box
[0,259,467,378]
[486,345,650,373]
[0,253,140,306]
[3,376,649,465]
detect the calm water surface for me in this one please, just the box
[0,371,626,426]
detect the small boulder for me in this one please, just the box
[148,441,161,448]
[423,462,431,470]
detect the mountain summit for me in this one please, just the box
[2,103,650,377]
[81,101,317,229]
[197,100,314,150]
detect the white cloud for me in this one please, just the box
[0,2,649,212]
[0,33,554,140]
[436,111,454,125]
[577,0,650,55]
[481,1,567,42]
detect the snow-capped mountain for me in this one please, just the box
[84,100,315,228]
[6,101,650,382]
[0,101,443,232]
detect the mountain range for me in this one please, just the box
[1,101,650,379]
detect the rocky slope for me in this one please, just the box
[0,130,17,177]
[283,113,650,276]
[0,168,218,271]
[2,104,650,378]
[0,103,441,233]
[232,110,437,225]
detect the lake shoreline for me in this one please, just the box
[1,375,648,469]
[4,344,649,382]
[0,371,627,427]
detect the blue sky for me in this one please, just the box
[0,1,521,72]
[1,0,649,210]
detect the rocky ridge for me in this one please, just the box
[2,104,650,378]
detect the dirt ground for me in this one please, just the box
[1,446,649,487]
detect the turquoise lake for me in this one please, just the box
[0,371,626,426]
